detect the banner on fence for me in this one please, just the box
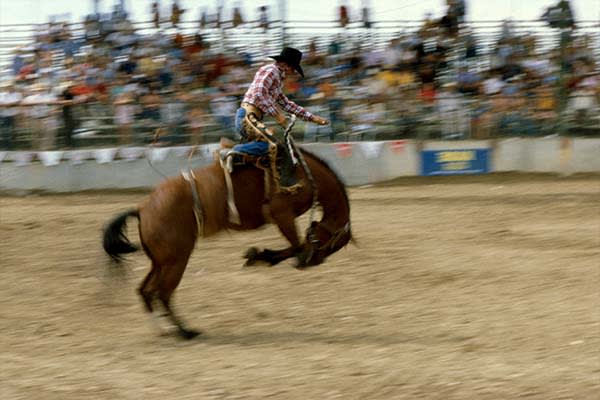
[333,143,353,158]
[421,149,490,176]
[388,140,407,154]
[38,151,64,166]
[0,143,225,167]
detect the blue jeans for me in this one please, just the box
[232,140,270,156]
[235,107,247,138]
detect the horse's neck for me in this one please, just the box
[305,153,350,226]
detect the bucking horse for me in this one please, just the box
[102,116,352,339]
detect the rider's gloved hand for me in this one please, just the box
[312,115,330,126]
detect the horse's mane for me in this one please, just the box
[299,148,350,209]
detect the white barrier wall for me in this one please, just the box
[0,138,599,193]
[493,138,600,173]
[305,141,418,185]
[569,139,600,173]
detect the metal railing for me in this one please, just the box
[1,92,598,151]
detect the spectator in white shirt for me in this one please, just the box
[438,82,469,139]
[113,89,137,146]
[0,81,23,149]
[482,72,505,96]
[568,62,598,123]
[21,82,59,150]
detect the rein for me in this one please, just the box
[283,116,350,256]
[283,116,319,226]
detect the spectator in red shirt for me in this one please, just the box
[339,4,349,27]
[420,82,437,104]
[71,77,94,97]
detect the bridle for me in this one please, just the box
[307,221,351,254]
[283,116,351,258]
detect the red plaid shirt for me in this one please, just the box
[243,63,313,121]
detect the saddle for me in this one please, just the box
[218,113,302,224]
[218,142,272,172]
[220,112,302,193]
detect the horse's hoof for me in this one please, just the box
[293,251,310,270]
[243,247,260,266]
[177,328,201,340]
[294,257,321,270]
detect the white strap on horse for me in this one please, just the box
[218,155,242,225]
[181,169,205,236]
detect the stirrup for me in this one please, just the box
[219,148,231,162]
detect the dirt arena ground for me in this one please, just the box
[1,174,599,399]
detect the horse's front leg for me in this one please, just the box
[244,246,296,266]
[245,200,308,268]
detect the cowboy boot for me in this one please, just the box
[275,143,302,193]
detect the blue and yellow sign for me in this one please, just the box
[421,149,490,176]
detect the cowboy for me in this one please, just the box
[233,47,329,192]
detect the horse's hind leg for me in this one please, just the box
[157,260,200,340]
[138,262,170,334]
[139,221,198,338]
[138,263,158,312]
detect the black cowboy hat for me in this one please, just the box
[269,47,304,78]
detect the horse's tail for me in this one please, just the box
[102,209,140,263]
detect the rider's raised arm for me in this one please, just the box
[275,91,314,122]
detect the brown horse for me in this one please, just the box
[102,148,352,339]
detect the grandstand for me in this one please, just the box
[0,3,599,150]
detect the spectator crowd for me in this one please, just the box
[0,0,598,151]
